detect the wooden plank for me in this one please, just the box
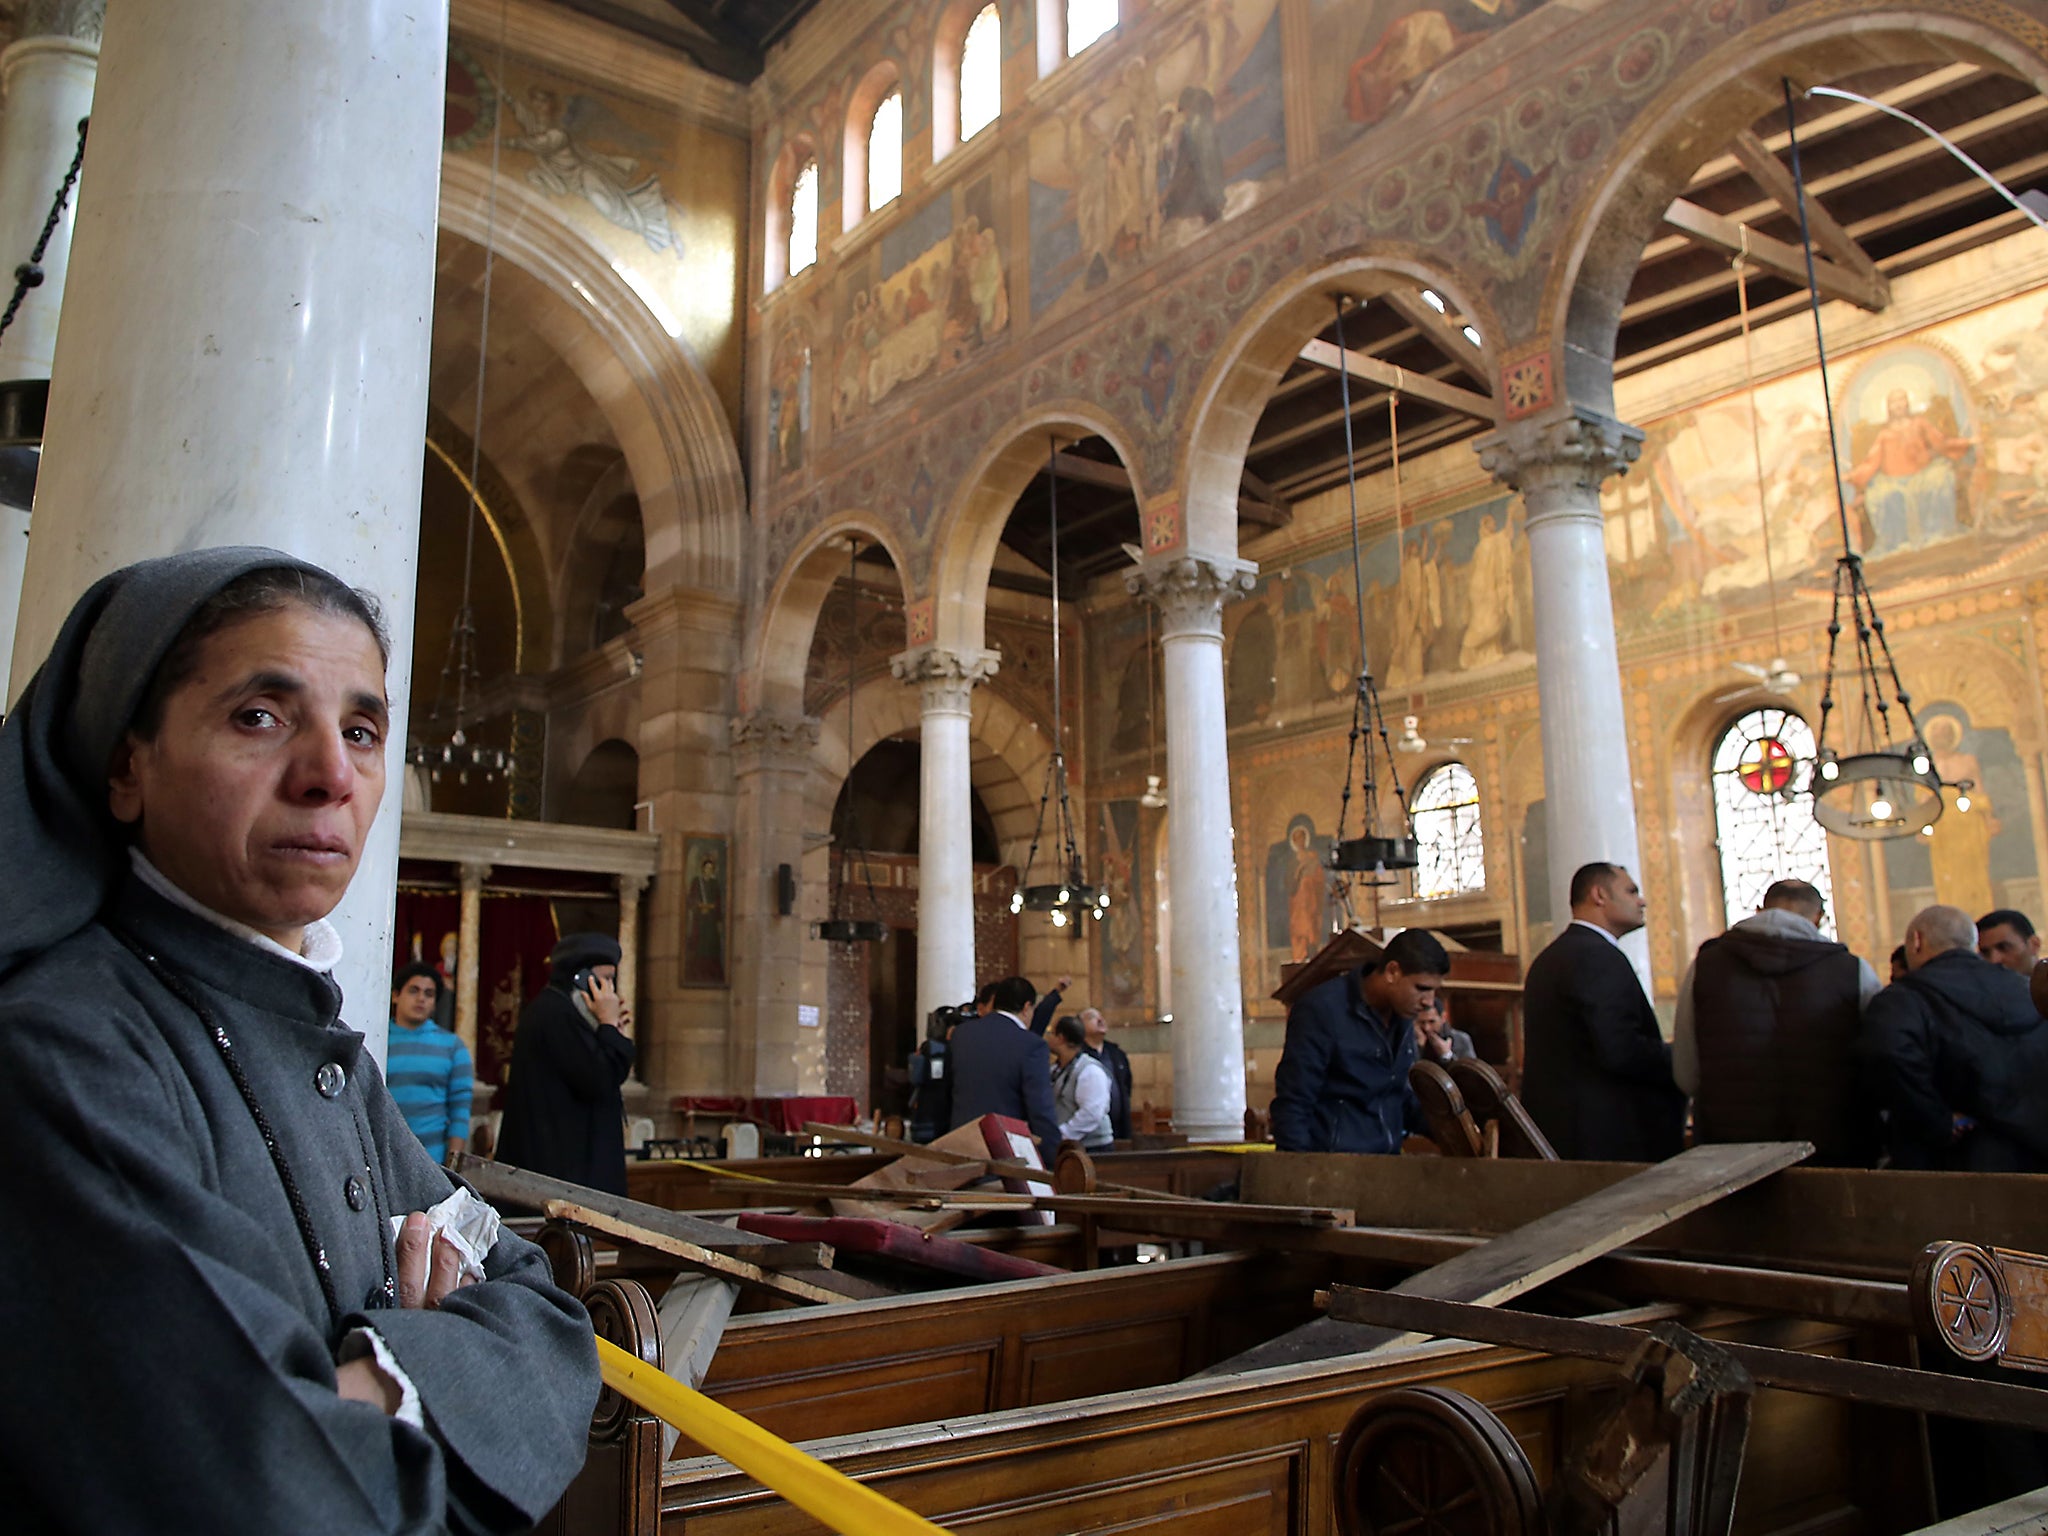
[544,1200,856,1305]
[801,1122,1207,1202]
[1661,197,1886,310]
[708,1179,1352,1227]
[1209,1142,1811,1372]
[1297,336,1500,422]
[1320,1287,2048,1433]
[1728,128,1891,307]
[1380,286,1489,376]
[1903,1485,2048,1536]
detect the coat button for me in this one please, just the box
[316,1062,347,1099]
[344,1175,368,1211]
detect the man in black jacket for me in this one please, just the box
[1270,928,1449,1153]
[1861,904,2048,1172]
[1673,878,1880,1164]
[1521,862,1685,1161]
[496,932,637,1194]
[947,974,1063,1163]
[1082,1007,1135,1140]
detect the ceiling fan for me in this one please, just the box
[1716,656,1802,703]
[1395,714,1473,754]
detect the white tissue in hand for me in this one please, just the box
[391,1186,501,1283]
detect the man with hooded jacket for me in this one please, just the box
[1673,878,1881,1164]
[1860,904,2048,1172]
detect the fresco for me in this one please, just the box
[833,173,1009,424]
[1265,814,1338,962]
[1608,291,2048,634]
[1881,702,2041,933]
[1027,0,1287,323]
[1097,800,1148,1009]
[768,323,813,477]
[1309,0,1551,157]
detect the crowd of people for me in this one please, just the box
[1270,859,2048,1173]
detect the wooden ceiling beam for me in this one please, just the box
[1297,337,1498,422]
[1046,450,1293,528]
[1728,128,1888,305]
[1684,63,1979,185]
[1267,418,1481,502]
[1379,288,1489,378]
[1661,197,1886,310]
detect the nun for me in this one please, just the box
[0,548,600,1532]
[496,931,636,1195]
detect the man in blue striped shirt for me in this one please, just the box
[388,962,473,1164]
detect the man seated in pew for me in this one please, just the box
[0,550,598,1532]
[949,974,1062,1162]
[1270,928,1449,1153]
[1049,1015,1116,1152]
[1413,992,1475,1065]
[1860,904,2048,1172]
[1520,862,1686,1162]
[1672,878,1879,1166]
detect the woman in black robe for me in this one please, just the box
[0,548,600,1533]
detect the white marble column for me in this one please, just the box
[454,859,489,1064]
[891,644,999,1027]
[1478,410,1653,991]
[617,873,646,1016]
[1125,553,1257,1142]
[0,0,100,690]
[728,711,821,1094]
[8,0,448,1063]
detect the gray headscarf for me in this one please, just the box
[0,546,333,982]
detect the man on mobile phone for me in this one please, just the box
[496,932,636,1193]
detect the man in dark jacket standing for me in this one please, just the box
[496,932,637,1194]
[1521,862,1685,1161]
[1270,928,1449,1153]
[1082,1007,1135,1140]
[948,974,1063,1163]
[1673,879,1880,1164]
[1861,904,2048,1172]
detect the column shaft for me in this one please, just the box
[728,712,820,1094]
[1126,554,1256,1142]
[617,874,645,1016]
[10,0,448,1060]
[1479,411,1653,989]
[891,645,998,1026]
[455,861,488,1063]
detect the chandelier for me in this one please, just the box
[816,536,887,943]
[1011,438,1109,930]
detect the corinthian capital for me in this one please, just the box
[1123,553,1257,641]
[890,644,999,716]
[729,710,820,772]
[1475,409,1643,525]
[18,0,104,43]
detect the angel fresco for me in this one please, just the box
[506,87,685,258]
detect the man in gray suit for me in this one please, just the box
[948,974,1062,1164]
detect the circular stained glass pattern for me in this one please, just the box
[1737,735,1794,795]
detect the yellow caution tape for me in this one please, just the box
[595,1336,952,1536]
[698,1162,782,1184]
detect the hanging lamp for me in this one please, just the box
[1011,438,1110,929]
[1777,79,1950,840]
[1325,296,1419,878]
[817,536,888,943]
[1139,601,1168,808]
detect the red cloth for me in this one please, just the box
[393,890,558,1085]
[669,1095,860,1133]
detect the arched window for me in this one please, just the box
[1067,0,1117,55]
[1711,708,1834,931]
[959,5,1001,141]
[868,92,903,211]
[788,158,819,277]
[1412,763,1485,900]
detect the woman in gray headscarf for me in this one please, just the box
[0,548,599,1533]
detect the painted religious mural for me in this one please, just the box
[832,173,1011,426]
[1096,799,1150,1009]
[1881,702,2043,937]
[1028,0,1287,324]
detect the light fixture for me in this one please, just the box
[1324,296,1419,897]
[1775,80,1950,842]
[1137,600,1167,809]
[815,536,887,944]
[1015,438,1107,928]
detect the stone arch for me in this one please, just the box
[764,133,820,292]
[560,738,642,830]
[926,400,1149,654]
[844,59,904,231]
[558,455,646,661]
[753,514,915,717]
[932,0,1000,162]
[439,159,746,597]
[1546,6,2048,419]
[1179,249,1501,558]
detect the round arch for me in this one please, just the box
[1178,250,1501,557]
[439,159,747,597]
[764,133,820,292]
[752,513,915,717]
[926,400,1149,655]
[1544,6,2048,419]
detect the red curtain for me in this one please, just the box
[393,891,559,1085]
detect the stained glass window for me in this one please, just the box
[1068,0,1117,56]
[960,6,1001,141]
[1412,763,1485,899]
[868,93,903,210]
[1711,708,1835,932]
[788,159,818,276]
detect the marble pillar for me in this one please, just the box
[891,644,999,1027]
[1478,410,1653,991]
[728,711,821,1095]
[0,0,100,689]
[1125,552,1257,1142]
[9,0,448,1063]
[455,860,489,1063]
[617,873,646,1017]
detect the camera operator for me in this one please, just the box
[909,1003,964,1144]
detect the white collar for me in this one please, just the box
[129,848,343,974]
[998,1009,1028,1030]
[1570,918,1624,950]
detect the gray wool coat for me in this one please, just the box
[0,875,601,1533]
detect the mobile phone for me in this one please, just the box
[572,968,595,996]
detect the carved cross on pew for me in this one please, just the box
[1915,1241,2048,1372]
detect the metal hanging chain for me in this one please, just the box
[834,537,883,926]
[1781,76,1924,755]
[0,114,87,347]
[1045,437,1087,883]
